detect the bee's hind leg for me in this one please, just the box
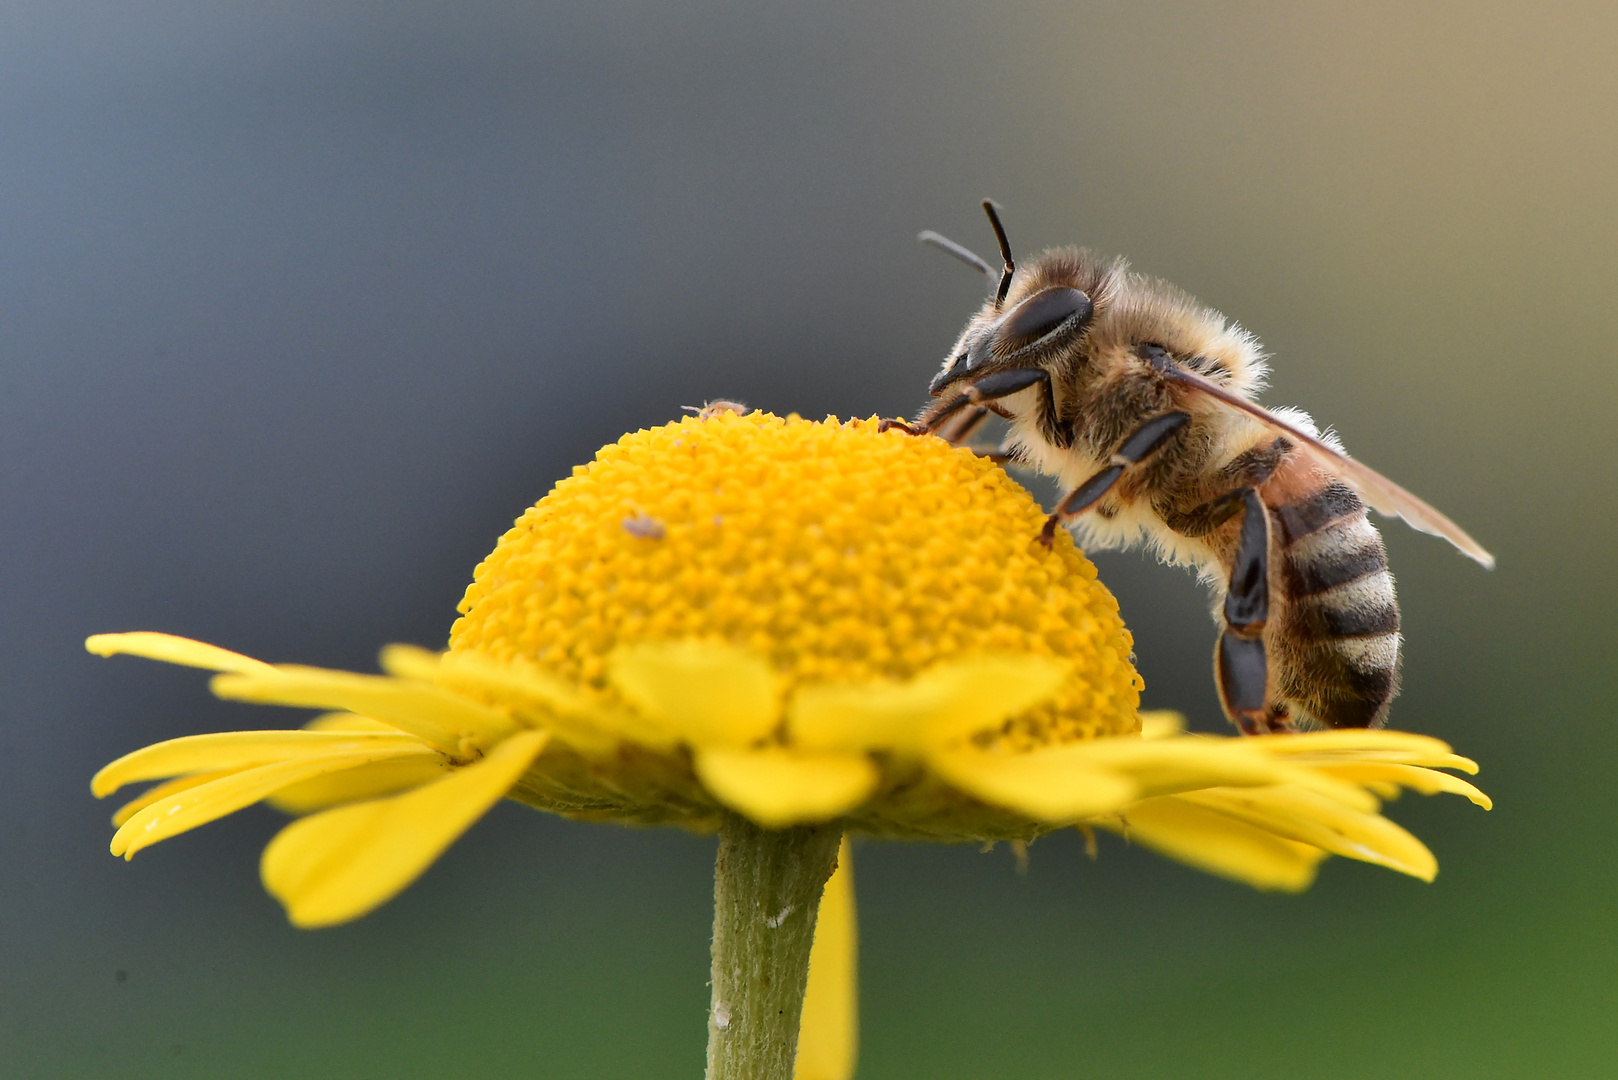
[1213,487,1275,735]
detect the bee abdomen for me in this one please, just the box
[1270,481,1401,728]
[1281,534,1390,597]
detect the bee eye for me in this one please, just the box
[993,287,1093,353]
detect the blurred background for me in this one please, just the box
[3,2,1614,1076]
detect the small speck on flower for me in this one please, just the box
[621,512,666,540]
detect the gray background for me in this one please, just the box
[4,3,1615,1077]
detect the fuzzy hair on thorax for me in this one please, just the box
[977,248,1335,576]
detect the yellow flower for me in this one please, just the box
[87,412,1489,1080]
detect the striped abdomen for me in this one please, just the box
[1265,479,1401,729]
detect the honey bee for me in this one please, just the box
[887,202,1493,733]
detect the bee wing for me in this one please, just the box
[1164,365,1495,569]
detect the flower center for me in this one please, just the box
[449,412,1142,745]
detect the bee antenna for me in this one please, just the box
[981,199,1015,308]
[917,230,998,287]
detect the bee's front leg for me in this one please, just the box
[886,404,1019,464]
[936,404,991,446]
[881,367,1054,440]
[1037,411,1191,545]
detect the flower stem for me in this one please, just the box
[706,813,843,1080]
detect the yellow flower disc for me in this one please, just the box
[449,412,1142,747]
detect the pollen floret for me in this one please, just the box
[452,412,1139,740]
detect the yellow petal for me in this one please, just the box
[695,748,878,828]
[796,836,857,1080]
[375,643,444,681]
[85,632,278,675]
[111,745,437,858]
[607,641,781,747]
[93,729,426,797]
[928,747,1138,823]
[303,712,401,733]
[1256,729,1465,766]
[212,667,517,749]
[1138,710,1186,739]
[1313,762,1493,809]
[260,729,548,928]
[111,770,234,827]
[1102,796,1327,892]
[431,648,668,752]
[788,655,1070,754]
[787,679,952,752]
[908,657,1073,744]
[1289,745,1483,776]
[1179,786,1438,881]
[1073,738,1380,811]
[266,755,454,815]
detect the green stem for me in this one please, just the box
[705,813,843,1080]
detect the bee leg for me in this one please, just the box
[880,367,1054,437]
[876,418,929,436]
[1037,411,1191,545]
[1160,440,1288,538]
[1162,489,1248,538]
[1213,487,1272,734]
[939,406,1021,463]
[1263,703,1296,734]
[937,404,991,446]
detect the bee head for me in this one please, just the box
[929,285,1094,395]
[924,202,1095,396]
